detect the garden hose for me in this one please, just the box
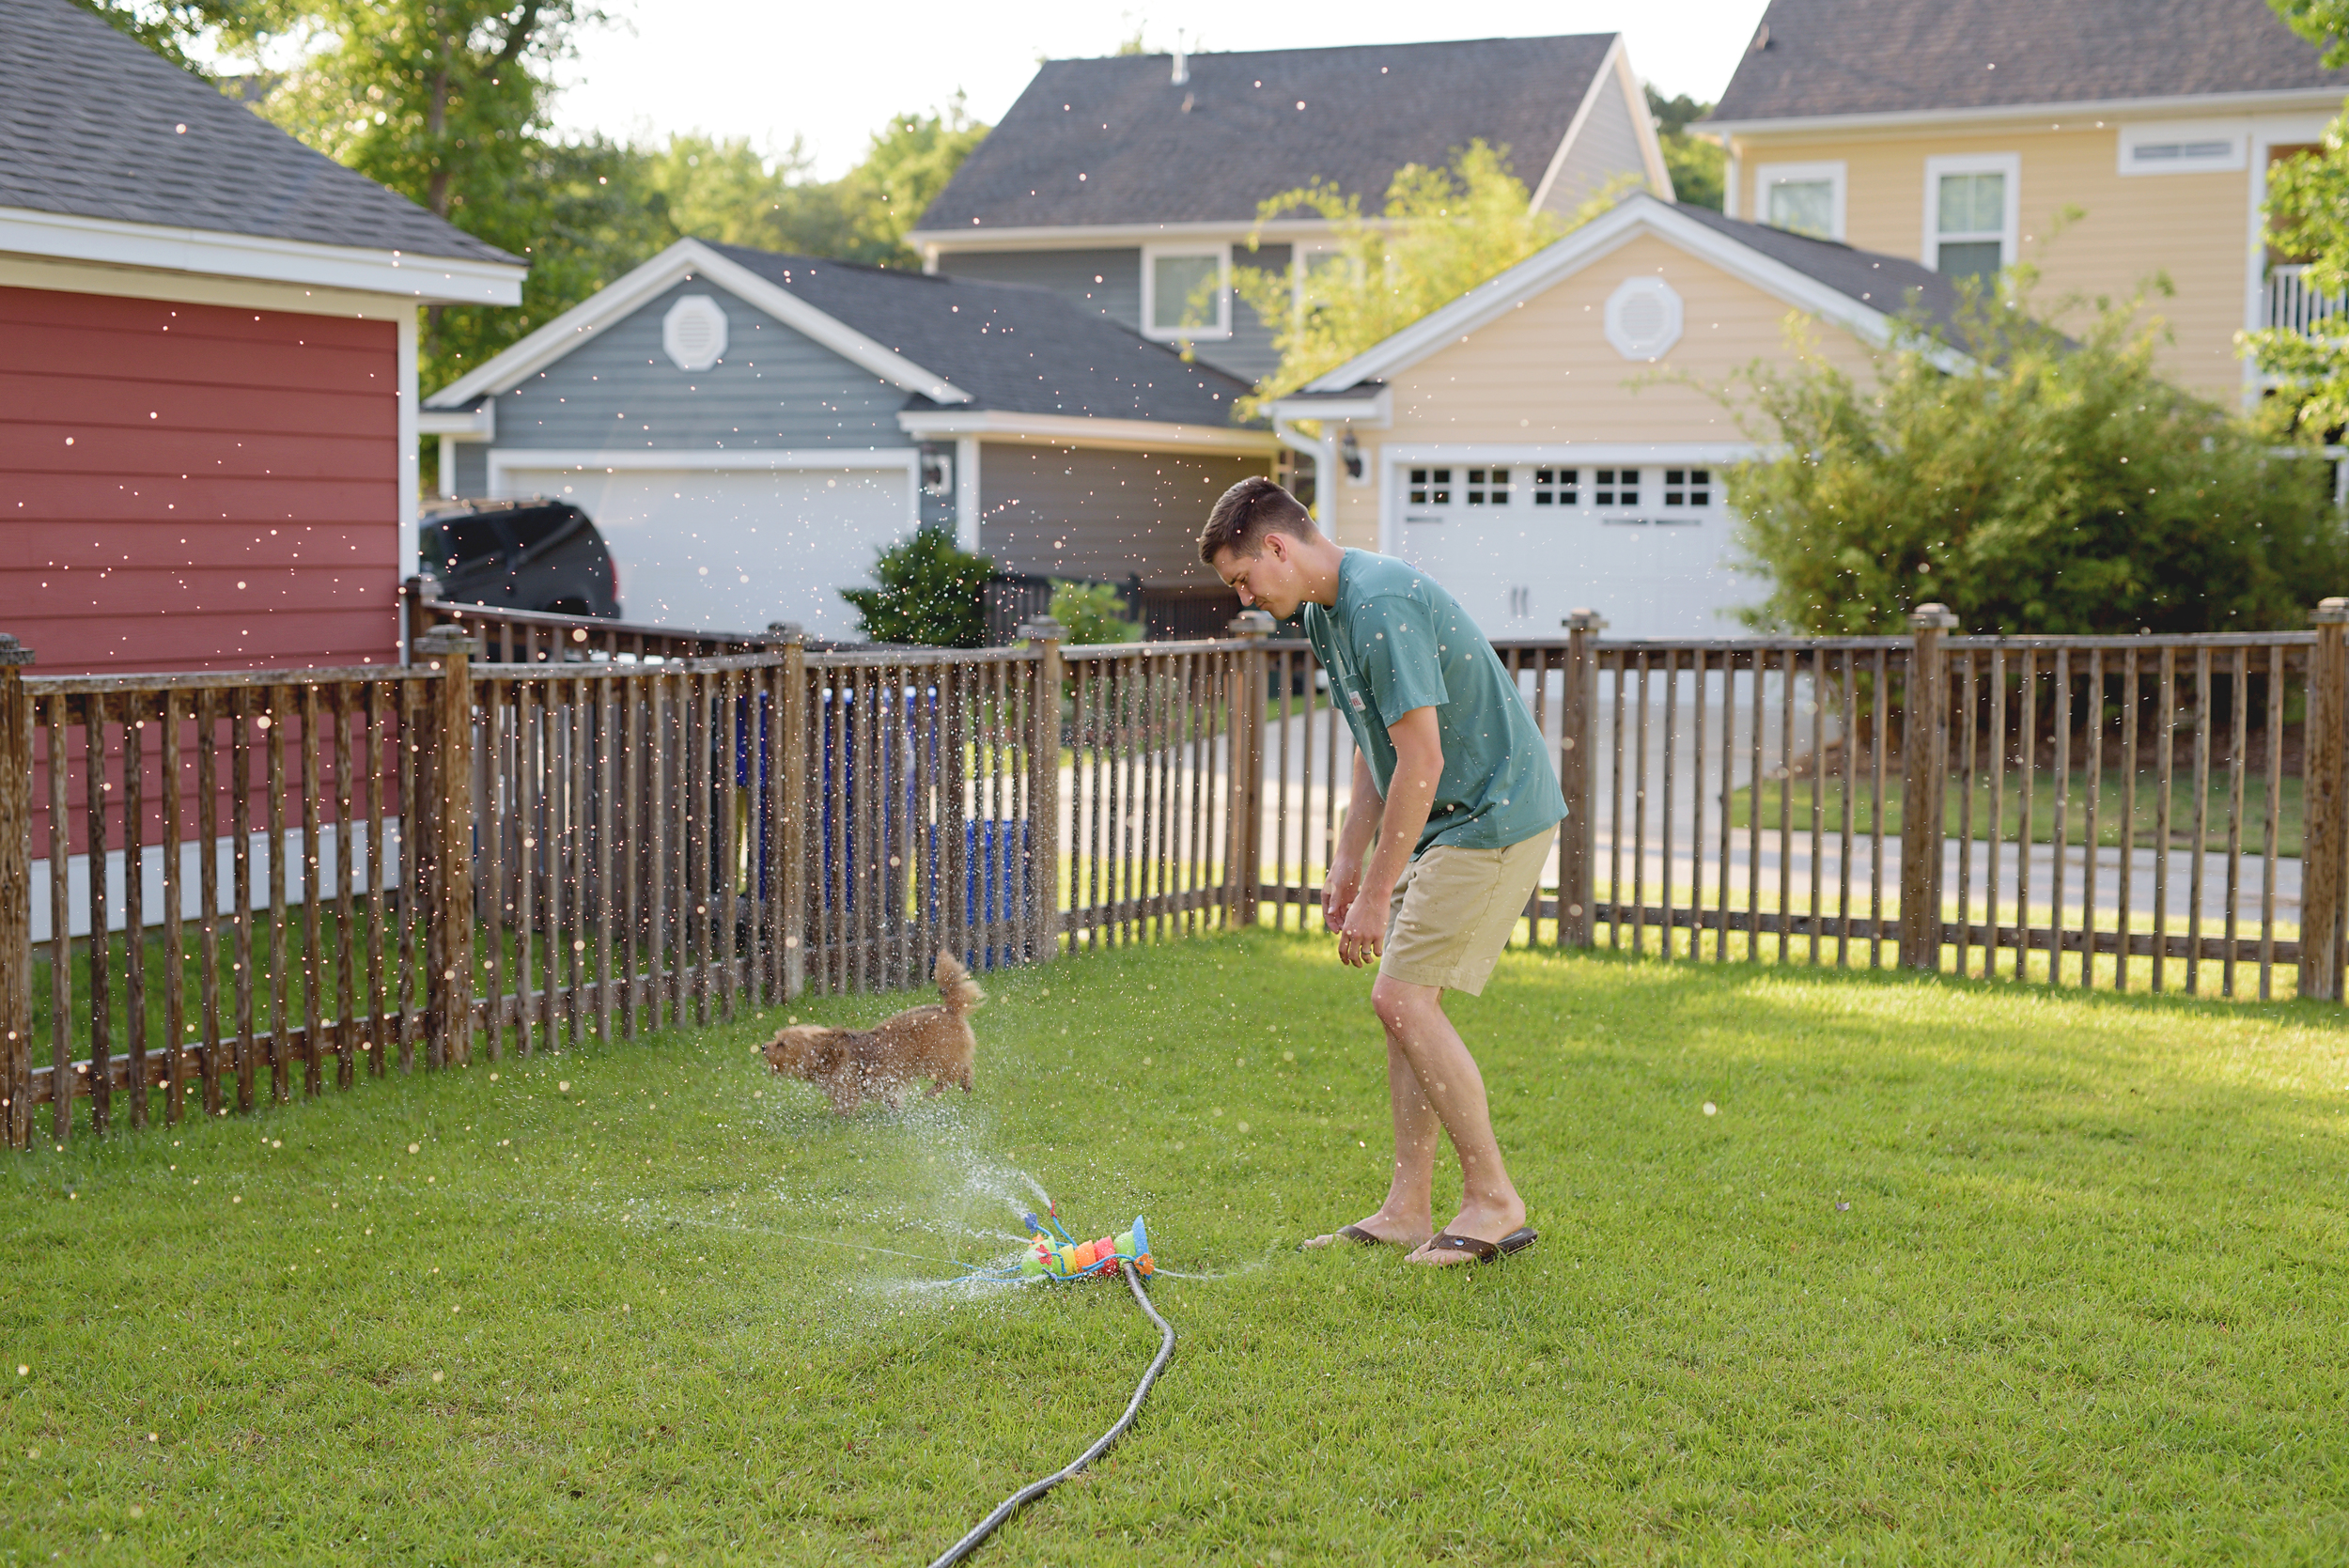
[924,1265,1176,1567]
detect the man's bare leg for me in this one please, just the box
[1300,1032,1439,1249]
[1369,974,1526,1265]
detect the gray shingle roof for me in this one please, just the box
[0,0,515,264]
[916,35,1617,232]
[1710,0,2349,124]
[1671,203,1968,338]
[706,244,1255,425]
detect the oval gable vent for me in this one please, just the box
[662,294,728,370]
[1604,276,1684,363]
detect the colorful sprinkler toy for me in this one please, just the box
[1018,1207,1153,1280]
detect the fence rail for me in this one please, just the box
[5,598,2345,1149]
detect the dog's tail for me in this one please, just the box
[934,950,986,1017]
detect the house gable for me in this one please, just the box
[1369,228,1891,451]
[446,273,921,494]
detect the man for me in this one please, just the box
[1200,477,1561,1266]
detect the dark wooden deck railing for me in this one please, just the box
[5,599,2343,1148]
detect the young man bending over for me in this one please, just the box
[1201,477,1562,1266]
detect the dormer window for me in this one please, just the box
[1756,162,1845,241]
[1142,244,1232,340]
[1925,154,2018,285]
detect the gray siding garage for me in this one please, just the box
[978,446,1265,587]
[427,237,1275,639]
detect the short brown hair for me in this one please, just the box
[1199,475,1317,565]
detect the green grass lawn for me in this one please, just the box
[1737,770,2305,857]
[5,932,2346,1563]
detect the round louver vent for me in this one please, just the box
[662,294,728,370]
[1603,276,1684,362]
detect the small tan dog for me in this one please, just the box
[762,952,986,1113]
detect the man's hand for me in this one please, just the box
[1336,874,1391,967]
[1324,856,1362,933]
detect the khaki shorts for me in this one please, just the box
[1379,828,1557,996]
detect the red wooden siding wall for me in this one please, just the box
[0,286,402,675]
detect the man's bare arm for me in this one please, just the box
[1336,706,1442,967]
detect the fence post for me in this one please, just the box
[1559,611,1603,947]
[1228,610,1276,930]
[1900,604,1958,971]
[1019,617,1065,964]
[415,628,479,1066]
[772,625,807,1001]
[2301,598,2349,1001]
[0,635,31,1149]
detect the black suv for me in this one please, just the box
[417,499,620,618]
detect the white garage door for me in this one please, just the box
[1392,458,1750,640]
[496,463,915,640]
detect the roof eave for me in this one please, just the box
[895,408,1277,455]
[0,205,523,303]
[426,238,973,409]
[1703,85,2349,140]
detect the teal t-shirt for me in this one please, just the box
[1300,550,1564,858]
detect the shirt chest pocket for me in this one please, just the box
[1328,665,1369,717]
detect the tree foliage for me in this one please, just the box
[1231,141,1625,416]
[2248,1,2349,427]
[1723,278,2347,635]
[840,530,994,647]
[1645,85,1723,211]
[85,4,986,395]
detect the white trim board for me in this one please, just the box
[0,205,521,303]
[894,409,1278,455]
[1301,194,1969,394]
[909,216,1350,255]
[0,254,424,319]
[427,238,972,410]
[486,446,922,530]
[488,446,919,478]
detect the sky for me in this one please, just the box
[549,1,1774,179]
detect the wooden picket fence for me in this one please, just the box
[4,599,2344,1147]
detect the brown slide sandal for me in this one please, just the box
[1420,1226,1539,1264]
[1300,1223,1410,1250]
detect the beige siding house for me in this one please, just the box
[1703,0,2349,402]
[1270,195,1964,638]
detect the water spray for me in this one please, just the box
[926,1197,1175,1567]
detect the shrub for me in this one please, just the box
[1722,277,2348,634]
[839,529,993,646]
[1048,581,1143,645]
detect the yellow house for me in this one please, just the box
[1268,194,1965,638]
[1702,0,2349,402]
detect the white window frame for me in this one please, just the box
[1753,161,1847,241]
[2119,119,2249,177]
[1290,240,1357,318]
[1140,242,1232,341]
[1922,152,2021,273]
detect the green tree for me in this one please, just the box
[1645,85,1723,211]
[837,97,988,268]
[1232,140,1625,416]
[2248,2,2349,430]
[1724,278,2345,634]
[840,530,995,647]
